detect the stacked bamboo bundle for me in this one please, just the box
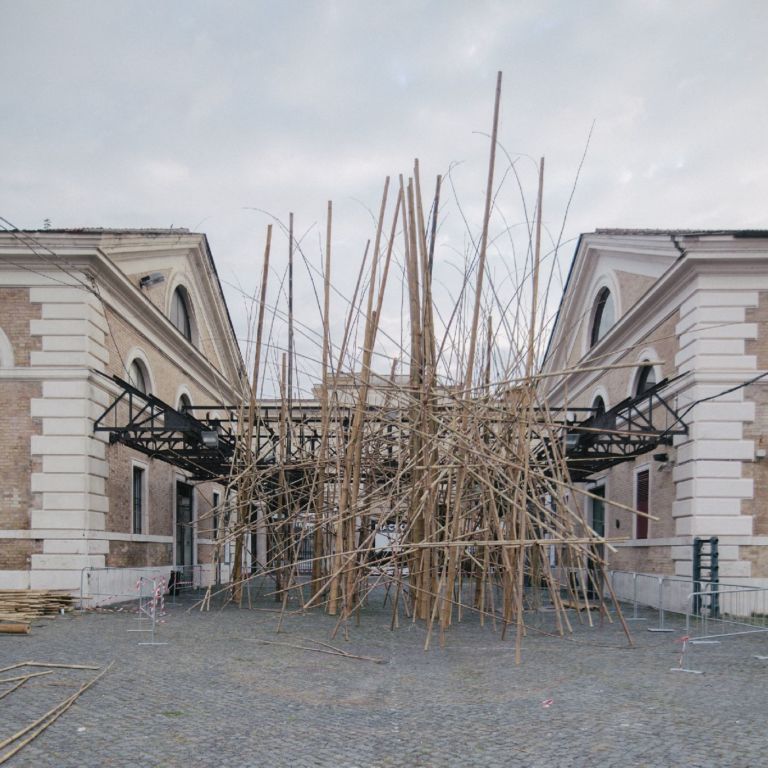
[0,590,75,623]
[205,71,633,657]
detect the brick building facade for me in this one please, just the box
[542,230,768,599]
[0,229,245,593]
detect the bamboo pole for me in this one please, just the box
[440,70,503,632]
[213,66,641,657]
[311,201,333,597]
[0,662,113,764]
[233,225,273,605]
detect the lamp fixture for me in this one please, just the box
[139,272,166,289]
[200,429,219,449]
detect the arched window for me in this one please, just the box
[592,395,606,419]
[178,393,192,413]
[170,287,192,341]
[128,359,149,394]
[635,364,657,397]
[590,287,615,347]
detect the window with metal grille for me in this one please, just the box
[635,468,649,539]
[132,466,145,534]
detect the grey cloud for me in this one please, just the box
[2,0,767,381]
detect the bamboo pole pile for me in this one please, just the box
[206,71,633,655]
[0,590,74,622]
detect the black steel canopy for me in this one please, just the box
[553,375,688,481]
[93,373,240,480]
[93,373,688,484]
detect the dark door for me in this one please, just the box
[588,487,605,599]
[176,481,195,570]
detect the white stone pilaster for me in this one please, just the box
[672,284,761,580]
[26,286,112,588]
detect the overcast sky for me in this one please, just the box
[2,1,767,391]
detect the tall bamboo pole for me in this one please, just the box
[311,202,333,596]
[440,70,503,631]
[233,225,272,605]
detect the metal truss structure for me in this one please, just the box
[93,373,688,485]
[553,376,689,481]
[93,374,240,480]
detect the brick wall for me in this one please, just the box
[0,287,42,364]
[118,268,222,368]
[741,381,768,535]
[560,270,658,371]
[101,308,226,566]
[745,291,768,368]
[603,461,677,541]
[104,435,221,566]
[108,541,173,568]
[100,300,223,537]
[0,381,42,530]
[198,543,213,564]
[566,308,681,576]
[106,443,175,536]
[0,288,43,536]
[611,545,674,575]
[582,309,680,409]
[739,545,768,578]
[195,486,217,541]
[743,293,768,535]
[102,305,225,405]
[615,270,656,319]
[0,539,43,570]
[123,269,172,312]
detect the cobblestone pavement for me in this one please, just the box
[1,582,767,767]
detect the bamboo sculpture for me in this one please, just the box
[202,71,635,657]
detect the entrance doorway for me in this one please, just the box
[176,481,195,571]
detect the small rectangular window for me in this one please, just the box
[635,469,650,540]
[132,466,145,535]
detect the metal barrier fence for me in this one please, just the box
[558,566,672,620]
[556,568,752,632]
[684,585,768,640]
[605,570,758,631]
[560,569,768,674]
[672,585,768,673]
[79,564,212,609]
[608,570,706,631]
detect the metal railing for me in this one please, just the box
[606,570,761,630]
[672,585,768,674]
[684,585,768,640]
[79,564,211,609]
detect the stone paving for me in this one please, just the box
[1,582,767,767]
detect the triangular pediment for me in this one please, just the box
[542,232,680,386]
[98,231,244,391]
